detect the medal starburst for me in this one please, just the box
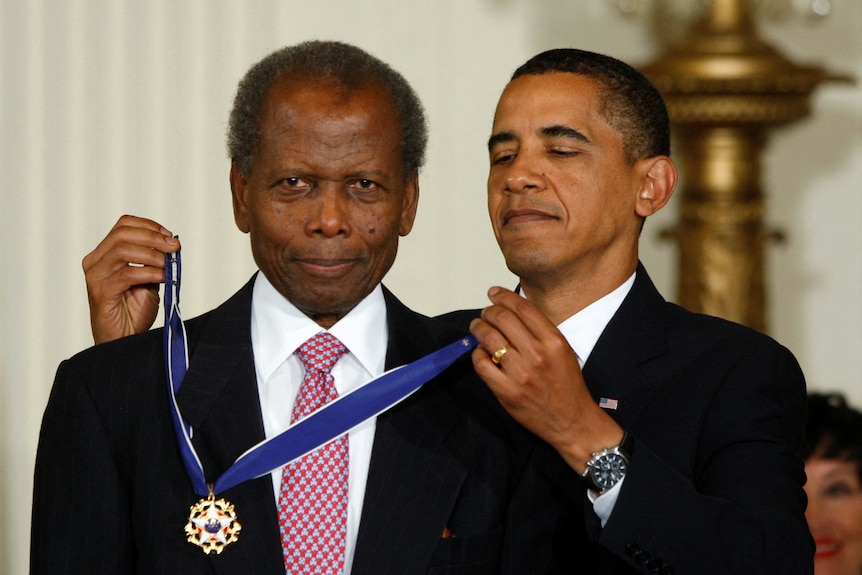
[185,495,242,554]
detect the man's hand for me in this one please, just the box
[470,287,623,474]
[83,215,180,344]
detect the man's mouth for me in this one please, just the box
[502,207,557,226]
[296,258,356,277]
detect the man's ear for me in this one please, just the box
[635,155,677,218]
[398,171,420,237]
[230,161,251,234]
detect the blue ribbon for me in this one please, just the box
[164,246,477,497]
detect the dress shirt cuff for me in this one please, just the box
[587,477,625,527]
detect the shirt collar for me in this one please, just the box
[251,273,388,382]
[556,272,635,367]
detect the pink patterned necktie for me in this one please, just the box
[278,332,349,575]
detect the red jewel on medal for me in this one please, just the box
[185,487,241,554]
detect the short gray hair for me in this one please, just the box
[227,40,428,178]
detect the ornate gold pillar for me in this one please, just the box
[638,0,850,332]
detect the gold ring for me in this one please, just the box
[491,346,509,365]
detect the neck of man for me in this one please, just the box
[308,313,343,329]
[518,255,638,326]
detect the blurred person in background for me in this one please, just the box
[803,392,862,575]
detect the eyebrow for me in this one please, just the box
[487,125,592,153]
[487,131,514,152]
[541,125,592,145]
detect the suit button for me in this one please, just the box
[660,565,674,575]
[625,542,641,557]
[647,557,663,571]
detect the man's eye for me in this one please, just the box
[350,179,380,192]
[491,152,515,165]
[282,177,303,187]
[550,148,578,157]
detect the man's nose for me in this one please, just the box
[309,184,350,236]
[505,152,546,194]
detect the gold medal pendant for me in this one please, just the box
[185,488,242,554]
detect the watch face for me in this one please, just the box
[590,453,627,490]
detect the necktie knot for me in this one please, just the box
[295,332,348,375]
[291,332,348,423]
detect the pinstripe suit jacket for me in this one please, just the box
[31,278,581,574]
[439,263,813,575]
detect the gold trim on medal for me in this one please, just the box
[185,488,242,554]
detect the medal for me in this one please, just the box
[184,487,242,554]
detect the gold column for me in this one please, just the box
[639,0,851,332]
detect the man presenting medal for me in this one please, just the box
[30,41,579,574]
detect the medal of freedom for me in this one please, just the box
[185,491,242,554]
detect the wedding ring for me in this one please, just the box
[491,345,509,365]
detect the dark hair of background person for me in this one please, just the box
[803,392,862,481]
[511,48,670,164]
[227,40,428,179]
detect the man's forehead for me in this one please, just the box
[250,86,408,182]
[498,73,598,112]
[261,79,397,133]
[491,74,604,136]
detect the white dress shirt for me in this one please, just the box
[554,272,635,527]
[250,273,388,573]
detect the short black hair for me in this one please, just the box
[227,40,428,178]
[803,392,862,482]
[511,48,670,164]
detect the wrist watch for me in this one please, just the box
[582,431,634,494]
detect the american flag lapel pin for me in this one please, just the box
[599,397,619,410]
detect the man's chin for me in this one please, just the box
[288,288,371,326]
[502,250,556,279]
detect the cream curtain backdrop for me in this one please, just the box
[2,1,860,573]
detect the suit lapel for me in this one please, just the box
[174,277,284,574]
[582,263,667,430]
[352,287,469,575]
[176,277,264,475]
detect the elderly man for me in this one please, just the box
[30,41,577,574]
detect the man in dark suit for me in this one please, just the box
[66,48,814,574]
[462,49,813,574]
[30,41,578,574]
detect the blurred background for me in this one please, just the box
[1,1,859,572]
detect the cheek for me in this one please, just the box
[368,207,395,236]
[849,505,862,537]
[829,498,862,544]
[358,211,399,250]
[365,211,384,236]
[487,166,504,187]
[486,186,506,217]
[248,209,303,255]
[486,199,504,240]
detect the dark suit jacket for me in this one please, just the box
[31,279,580,574]
[440,263,814,575]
